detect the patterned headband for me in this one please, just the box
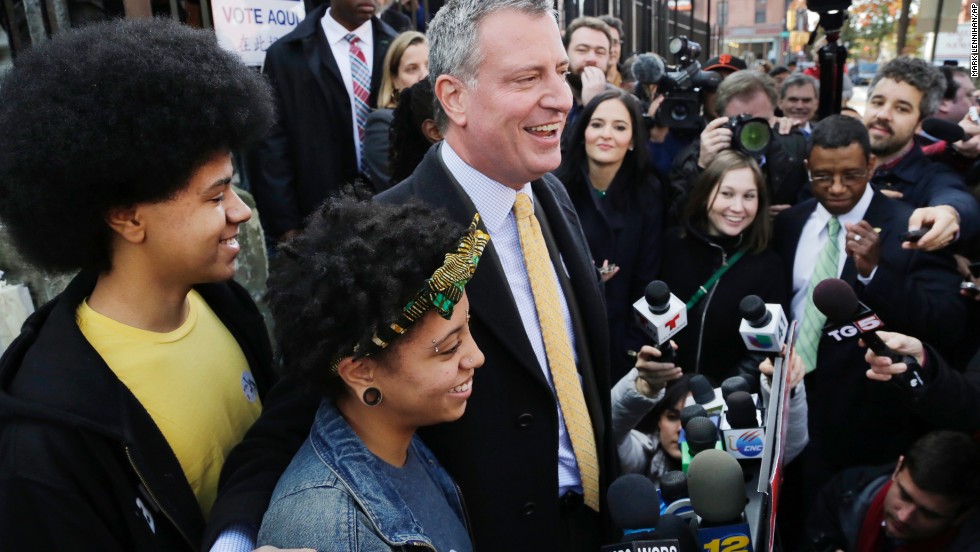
[336,213,489,369]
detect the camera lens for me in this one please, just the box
[736,119,771,155]
[670,103,689,121]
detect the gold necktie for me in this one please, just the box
[513,193,599,511]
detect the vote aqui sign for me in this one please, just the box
[212,0,305,66]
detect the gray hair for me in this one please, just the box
[715,70,778,116]
[868,57,945,119]
[427,0,556,129]
[780,72,818,99]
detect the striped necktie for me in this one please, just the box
[513,193,600,511]
[344,33,370,147]
[797,216,841,373]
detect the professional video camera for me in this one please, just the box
[659,37,722,130]
[633,36,721,130]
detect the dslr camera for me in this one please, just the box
[724,114,773,159]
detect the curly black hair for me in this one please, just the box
[267,198,466,399]
[0,18,274,273]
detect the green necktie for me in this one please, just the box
[797,217,841,373]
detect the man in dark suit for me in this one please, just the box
[245,0,396,242]
[205,1,621,551]
[773,115,966,516]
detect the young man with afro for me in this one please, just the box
[0,19,276,551]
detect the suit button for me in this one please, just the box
[522,502,536,516]
[517,413,534,428]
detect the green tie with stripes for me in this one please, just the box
[797,216,841,373]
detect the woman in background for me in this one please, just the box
[364,31,428,189]
[388,79,442,187]
[658,150,789,386]
[554,88,664,381]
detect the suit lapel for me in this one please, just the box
[304,23,348,114]
[409,149,548,386]
[369,19,392,107]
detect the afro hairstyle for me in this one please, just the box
[0,18,274,273]
[267,198,468,399]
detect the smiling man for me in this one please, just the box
[774,115,965,515]
[209,1,618,551]
[778,73,818,133]
[863,57,980,250]
[805,431,980,551]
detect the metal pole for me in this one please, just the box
[930,0,944,61]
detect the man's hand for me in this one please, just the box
[698,116,732,169]
[759,346,805,390]
[904,205,959,251]
[773,116,807,135]
[633,343,682,397]
[951,133,980,159]
[863,330,925,383]
[769,204,792,217]
[580,66,607,106]
[955,254,980,301]
[598,259,620,282]
[880,189,904,200]
[844,221,881,278]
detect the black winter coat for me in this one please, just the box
[659,225,790,386]
[0,272,276,551]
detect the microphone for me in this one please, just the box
[739,294,788,353]
[922,117,966,144]
[679,404,708,430]
[687,374,724,414]
[720,391,766,460]
[603,474,683,552]
[813,278,926,389]
[720,376,751,401]
[654,514,699,552]
[688,449,754,551]
[660,470,696,521]
[681,416,720,473]
[632,53,667,86]
[634,281,688,363]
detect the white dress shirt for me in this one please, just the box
[321,9,373,167]
[442,143,585,497]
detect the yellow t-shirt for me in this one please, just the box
[76,290,262,518]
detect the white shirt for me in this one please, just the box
[791,185,877,327]
[441,143,585,497]
[321,9,373,167]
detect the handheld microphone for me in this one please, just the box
[603,474,682,552]
[813,279,926,389]
[654,514,699,552]
[686,374,724,414]
[681,416,721,472]
[720,391,766,459]
[922,117,966,144]
[688,449,754,551]
[634,281,688,363]
[720,375,751,401]
[679,404,708,431]
[660,470,694,519]
[739,295,788,353]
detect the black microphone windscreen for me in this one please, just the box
[725,391,757,429]
[655,514,699,552]
[922,117,966,143]
[608,474,661,531]
[688,449,747,524]
[812,278,860,322]
[689,374,715,404]
[685,416,718,454]
[632,53,667,86]
[721,376,751,401]
[659,470,688,504]
[680,404,708,430]
[738,295,769,327]
[645,280,671,312]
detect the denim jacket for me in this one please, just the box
[257,399,470,551]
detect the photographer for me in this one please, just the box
[668,70,808,223]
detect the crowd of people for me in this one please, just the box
[0,1,979,551]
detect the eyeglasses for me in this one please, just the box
[809,171,868,187]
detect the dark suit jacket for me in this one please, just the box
[245,5,396,237]
[204,145,616,551]
[377,144,616,550]
[774,191,965,486]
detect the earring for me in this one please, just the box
[362,387,383,406]
[628,145,634,151]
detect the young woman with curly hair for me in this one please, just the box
[0,19,274,550]
[256,199,487,552]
